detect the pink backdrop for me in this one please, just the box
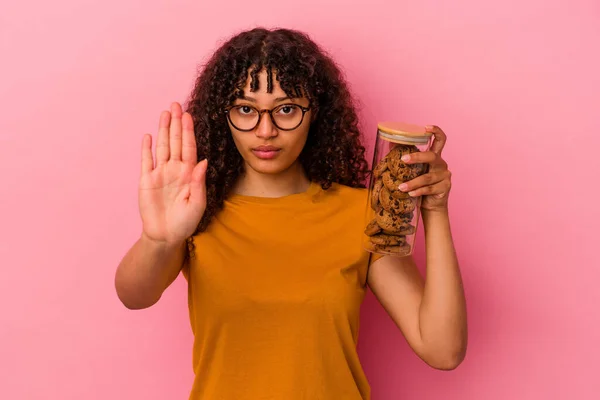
[2,0,599,399]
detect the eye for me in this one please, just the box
[238,106,254,115]
[277,105,299,115]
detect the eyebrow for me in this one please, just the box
[239,95,257,103]
[239,95,295,103]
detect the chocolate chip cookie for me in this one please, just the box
[381,171,410,199]
[369,233,406,246]
[379,185,417,215]
[372,156,389,178]
[375,208,412,234]
[364,219,382,236]
[367,242,412,255]
[386,144,419,177]
[371,178,384,210]
[381,223,415,236]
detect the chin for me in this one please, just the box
[246,159,293,175]
[243,151,300,175]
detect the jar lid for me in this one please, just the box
[377,122,432,144]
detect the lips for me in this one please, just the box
[251,145,281,160]
[253,145,281,152]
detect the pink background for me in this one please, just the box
[2,1,599,399]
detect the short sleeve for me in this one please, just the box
[369,252,385,265]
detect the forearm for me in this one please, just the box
[418,209,467,368]
[114,233,186,309]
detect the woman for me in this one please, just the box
[115,27,467,399]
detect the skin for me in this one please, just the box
[114,103,207,309]
[228,71,312,198]
[115,69,467,371]
[367,126,468,370]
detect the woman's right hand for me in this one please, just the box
[138,102,208,246]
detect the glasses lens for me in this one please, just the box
[229,105,259,130]
[273,104,303,130]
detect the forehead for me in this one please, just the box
[240,67,307,98]
[241,69,284,94]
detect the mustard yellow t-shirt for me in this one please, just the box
[183,181,376,399]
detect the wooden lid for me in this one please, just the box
[377,122,432,145]
[377,122,431,137]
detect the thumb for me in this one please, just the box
[190,159,208,204]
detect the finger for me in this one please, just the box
[141,134,154,175]
[401,151,440,166]
[426,125,447,155]
[156,110,171,166]
[181,112,197,164]
[189,159,208,204]
[169,102,183,161]
[399,170,450,193]
[407,180,451,198]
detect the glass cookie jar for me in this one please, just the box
[363,122,433,257]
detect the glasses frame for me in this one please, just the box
[224,103,311,132]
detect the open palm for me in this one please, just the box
[138,102,208,245]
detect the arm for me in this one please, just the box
[114,102,207,310]
[367,209,467,370]
[367,125,467,370]
[114,233,187,310]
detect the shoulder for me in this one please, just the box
[323,182,368,197]
[317,182,369,209]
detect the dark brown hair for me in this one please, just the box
[184,27,369,239]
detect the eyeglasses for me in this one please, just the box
[224,104,311,132]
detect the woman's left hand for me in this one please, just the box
[397,125,452,213]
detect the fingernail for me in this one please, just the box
[401,155,410,162]
[408,191,417,197]
[399,183,408,191]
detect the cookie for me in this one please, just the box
[381,171,410,199]
[388,144,417,156]
[375,207,413,234]
[371,178,384,210]
[364,219,382,236]
[379,185,417,215]
[411,162,429,177]
[365,241,412,255]
[382,223,416,236]
[399,164,422,182]
[386,144,424,182]
[372,157,389,178]
[370,233,405,246]
[386,144,417,174]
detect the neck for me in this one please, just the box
[233,161,311,198]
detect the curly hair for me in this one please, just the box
[184,27,369,238]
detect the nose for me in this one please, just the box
[255,111,278,139]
